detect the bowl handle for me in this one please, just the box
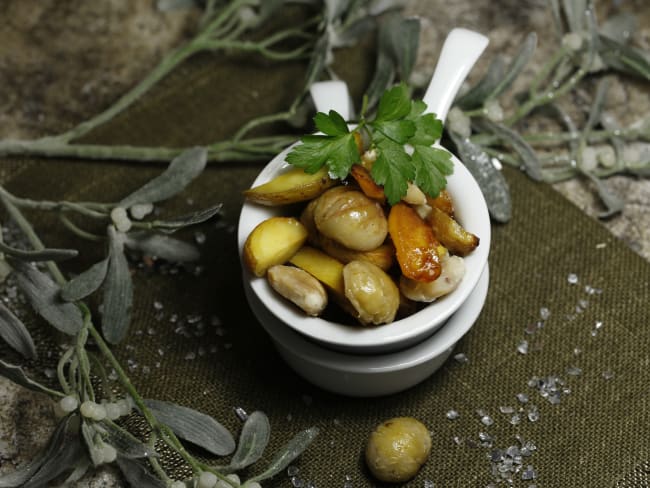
[422,28,489,124]
[309,80,353,121]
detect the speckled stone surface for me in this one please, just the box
[0,1,648,486]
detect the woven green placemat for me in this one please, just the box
[1,45,648,487]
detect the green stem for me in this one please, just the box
[58,214,106,242]
[0,190,66,285]
[0,183,109,217]
[147,433,171,483]
[57,346,76,396]
[0,136,296,162]
[75,319,94,402]
[87,352,112,401]
[529,46,569,95]
[86,320,157,426]
[470,126,642,147]
[232,111,293,142]
[505,66,587,126]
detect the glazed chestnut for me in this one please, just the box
[365,417,431,483]
[313,186,388,252]
[343,260,399,325]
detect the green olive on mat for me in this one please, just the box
[365,417,432,482]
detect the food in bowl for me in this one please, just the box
[242,164,479,326]
[242,83,481,329]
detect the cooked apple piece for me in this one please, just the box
[400,254,466,302]
[243,217,308,277]
[350,165,386,203]
[289,246,345,297]
[426,189,454,217]
[388,202,441,283]
[244,167,336,206]
[427,206,479,257]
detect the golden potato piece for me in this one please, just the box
[243,217,308,277]
[244,167,335,206]
[427,206,479,257]
[288,246,345,297]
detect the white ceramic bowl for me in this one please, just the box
[244,265,489,397]
[237,147,491,354]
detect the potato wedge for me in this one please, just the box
[427,206,479,257]
[244,167,335,206]
[350,165,386,203]
[243,217,308,277]
[388,202,441,283]
[289,246,345,297]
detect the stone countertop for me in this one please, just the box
[0,1,648,486]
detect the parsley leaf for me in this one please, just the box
[284,83,453,204]
[407,100,443,146]
[285,133,359,178]
[371,138,415,205]
[412,145,453,198]
[314,110,349,136]
[374,83,412,122]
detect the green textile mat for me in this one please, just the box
[1,47,649,488]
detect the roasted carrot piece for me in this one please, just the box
[350,164,386,203]
[388,202,441,282]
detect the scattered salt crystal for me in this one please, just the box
[481,415,494,427]
[499,406,515,414]
[527,407,540,422]
[517,340,529,354]
[454,353,469,364]
[522,466,537,480]
[446,409,460,420]
[194,231,206,245]
[567,366,582,376]
[567,273,579,284]
[516,393,529,404]
[602,370,615,380]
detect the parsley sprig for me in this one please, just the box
[285,83,453,205]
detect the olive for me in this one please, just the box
[313,186,388,251]
[365,417,431,483]
[343,260,399,325]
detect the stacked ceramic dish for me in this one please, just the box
[237,28,491,397]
